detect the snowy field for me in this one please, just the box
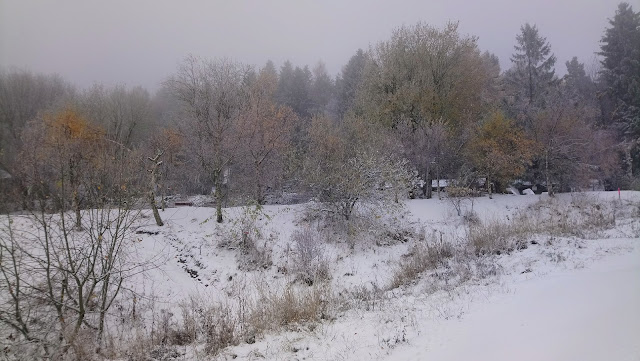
[3,191,639,360]
[387,248,640,361]
[103,190,637,360]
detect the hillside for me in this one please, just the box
[99,191,640,360]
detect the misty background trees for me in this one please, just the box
[0,2,639,214]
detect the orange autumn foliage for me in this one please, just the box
[43,108,104,144]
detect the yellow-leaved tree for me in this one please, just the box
[468,111,534,198]
[43,108,105,227]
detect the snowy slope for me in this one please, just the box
[386,244,640,361]
[61,190,640,360]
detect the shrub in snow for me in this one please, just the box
[290,227,330,285]
[390,235,455,289]
[463,209,481,225]
[202,305,239,355]
[304,115,412,222]
[446,186,477,217]
[246,283,335,338]
[467,219,530,255]
[219,204,273,271]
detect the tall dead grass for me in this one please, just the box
[389,234,455,289]
[392,193,631,290]
[115,282,336,358]
[470,194,620,255]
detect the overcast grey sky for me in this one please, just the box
[0,0,624,92]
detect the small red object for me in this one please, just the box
[618,188,621,199]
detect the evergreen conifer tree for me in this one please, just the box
[599,2,640,140]
[506,23,557,116]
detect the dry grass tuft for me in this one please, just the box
[467,219,532,256]
[390,237,455,289]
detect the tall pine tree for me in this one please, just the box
[599,2,640,144]
[505,23,557,122]
[276,61,312,118]
[310,61,334,116]
[276,61,295,108]
[336,49,367,118]
[564,57,596,105]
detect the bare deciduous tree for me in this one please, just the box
[165,56,250,223]
[21,107,104,229]
[531,90,606,195]
[0,70,74,173]
[305,115,411,221]
[78,84,154,151]
[147,149,164,226]
[237,65,297,204]
[396,118,449,199]
[1,116,143,359]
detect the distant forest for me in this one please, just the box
[1,2,638,219]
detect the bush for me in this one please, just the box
[467,219,531,255]
[290,227,330,285]
[304,115,412,222]
[389,236,455,289]
[447,186,474,198]
[219,204,273,271]
[246,283,334,339]
[446,187,476,217]
[202,305,239,355]
[343,284,386,311]
[117,282,337,357]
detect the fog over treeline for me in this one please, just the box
[0,0,624,90]
[1,1,639,217]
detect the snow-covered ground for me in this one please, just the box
[5,191,638,360]
[387,241,640,361]
[108,190,639,360]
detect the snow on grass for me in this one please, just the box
[141,192,636,357]
[4,191,639,360]
[135,192,637,358]
[386,242,640,361]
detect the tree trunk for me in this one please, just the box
[425,165,432,199]
[161,185,166,211]
[148,155,164,226]
[545,152,554,197]
[436,173,441,200]
[625,142,633,178]
[73,191,82,229]
[149,191,163,226]
[255,161,264,204]
[70,163,82,229]
[95,277,110,354]
[343,200,356,221]
[215,177,223,223]
[487,175,492,199]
